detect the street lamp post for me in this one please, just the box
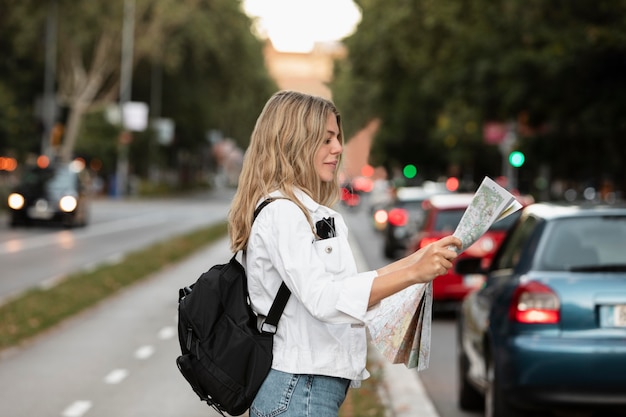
[41,0,58,160]
[116,0,135,198]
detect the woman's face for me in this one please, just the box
[314,113,342,182]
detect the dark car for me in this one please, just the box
[456,202,626,416]
[407,193,525,310]
[7,164,90,228]
[381,184,451,259]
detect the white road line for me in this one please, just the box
[134,345,155,360]
[35,252,125,291]
[39,274,64,290]
[0,213,167,255]
[158,326,176,340]
[103,368,129,384]
[61,400,92,417]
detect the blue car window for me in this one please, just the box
[492,215,538,270]
[539,216,626,270]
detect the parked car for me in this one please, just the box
[455,202,626,417]
[7,163,90,228]
[380,183,450,259]
[406,193,524,310]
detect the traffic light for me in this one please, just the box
[403,164,418,179]
[509,151,525,168]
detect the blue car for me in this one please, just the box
[455,202,626,417]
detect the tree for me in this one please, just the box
[54,0,211,162]
[333,0,626,195]
[1,0,276,184]
[0,0,46,157]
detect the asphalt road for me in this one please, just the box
[0,235,231,417]
[0,188,235,303]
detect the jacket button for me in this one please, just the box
[325,246,332,253]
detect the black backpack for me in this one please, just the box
[176,199,291,416]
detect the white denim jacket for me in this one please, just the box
[245,189,379,383]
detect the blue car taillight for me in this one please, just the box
[509,281,560,324]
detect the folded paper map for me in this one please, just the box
[367,176,523,369]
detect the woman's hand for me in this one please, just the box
[406,235,462,284]
[370,235,462,307]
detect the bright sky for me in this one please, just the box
[242,0,362,53]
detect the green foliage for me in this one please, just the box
[0,0,45,156]
[333,0,626,194]
[1,0,276,179]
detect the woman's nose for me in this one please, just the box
[332,138,343,154]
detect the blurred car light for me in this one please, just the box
[387,207,408,227]
[59,195,78,212]
[374,209,388,225]
[8,193,25,210]
[418,236,439,249]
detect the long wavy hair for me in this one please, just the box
[228,90,344,252]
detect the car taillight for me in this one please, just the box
[509,281,560,324]
[387,208,408,227]
[419,237,440,249]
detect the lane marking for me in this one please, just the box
[134,345,154,360]
[0,213,167,256]
[61,400,92,417]
[39,274,64,290]
[35,252,125,292]
[104,368,129,384]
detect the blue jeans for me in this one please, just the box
[250,369,350,417]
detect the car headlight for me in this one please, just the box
[59,195,78,212]
[8,193,25,210]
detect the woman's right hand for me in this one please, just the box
[370,235,462,307]
[405,235,462,284]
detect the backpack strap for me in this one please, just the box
[253,198,276,220]
[250,197,292,334]
[261,283,290,334]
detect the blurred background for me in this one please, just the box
[1,0,624,203]
[2,2,626,417]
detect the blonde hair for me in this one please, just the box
[228,90,344,252]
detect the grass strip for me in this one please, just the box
[0,221,228,351]
[340,355,387,417]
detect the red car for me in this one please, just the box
[406,193,527,310]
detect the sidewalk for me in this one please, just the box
[350,233,440,417]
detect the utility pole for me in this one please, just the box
[499,121,518,191]
[41,0,58,161]
[116,0,135,197]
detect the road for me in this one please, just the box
[0,188,235,303]
[0,192,476,417]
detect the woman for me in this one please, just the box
[228,90,461,417]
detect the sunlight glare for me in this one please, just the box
[243,0,361,53]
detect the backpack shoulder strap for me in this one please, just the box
[250,197,292,333]
[253,198,276,220]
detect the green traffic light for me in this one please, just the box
[403,164,418,179]
[509,151,525,168]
